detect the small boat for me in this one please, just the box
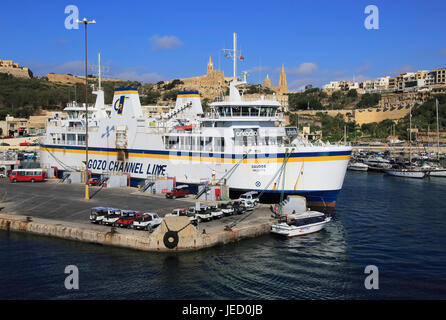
[347,162,368,171]
[428,168,446,177]
[364,157,392,172]
[384,168,425,179]
[271,211,331,237]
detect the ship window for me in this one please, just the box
[78,134,86,145]
[241,107,250,116]
[67,134,76,145]
[204,137,213,151]
[199,137,204,151]
[214,137,224,152]
[232,106,241,116]
[168,136,179,149]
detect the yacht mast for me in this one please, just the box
[233,32,237,81]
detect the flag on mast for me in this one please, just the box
[240,56,245,61]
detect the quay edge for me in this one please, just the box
[0,210,277,252]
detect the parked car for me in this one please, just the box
[188,206,212,223]
[165,185,190,199]
[240,199,256,211]
[0,143,10,146]
[87,178,102,186]
[210,205,224,219]
[231,201,247,215]
[19,142,30,146]
[238,191,259,205]
[133,213,163,230]
[219,202,235,216]
[166,208,198,225]
[102,209,123,226]
[89,207,112,224]
[117,210,141,228]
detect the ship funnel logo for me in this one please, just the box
[114,96,126,115]
[101,125,115,138]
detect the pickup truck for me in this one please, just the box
[117,210,141,228]
[87,178,102,186]
[165,186,190,199]
[165,208,198,226]
[89,207,113,224]
[238,192,260,205]
[133,213,163,230]
[218,202,235,216]
[240,199,256,211]
[210,205,224,219]
[102,209,123,226]
[231,201,248,215]
[188,206,212,223]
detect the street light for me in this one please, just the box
[76,18,96,200]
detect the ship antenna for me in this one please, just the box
[98,52,101,90]
[233,32,237,81]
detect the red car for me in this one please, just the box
[117,210,141,228]
[87,178,102,186]
[19,142,30,146]
[166,186,190,199]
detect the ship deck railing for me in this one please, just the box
[203,112,284,121]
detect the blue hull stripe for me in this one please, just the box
[41,144,351,159]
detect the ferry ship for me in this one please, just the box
[40,34,351,207]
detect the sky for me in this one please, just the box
[1,0,446,91]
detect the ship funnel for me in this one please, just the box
[111,87,143,120]
[174,91,203,115]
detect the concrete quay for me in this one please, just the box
[0,179,278,252]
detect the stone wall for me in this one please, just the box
[46,73,121,84]
[290,106,412,125]
[0,66,32,78]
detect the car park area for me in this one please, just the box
[0,179,269,244]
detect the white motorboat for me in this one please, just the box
[271,211,331,237]
[347,162,368,171]
[428,168,446,177]
[384,168,425,179]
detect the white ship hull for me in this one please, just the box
[40,143,350,207]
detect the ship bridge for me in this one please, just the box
[205,102,283,123]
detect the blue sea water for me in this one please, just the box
[0,171,445,299]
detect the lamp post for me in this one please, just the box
[76,17,96,200]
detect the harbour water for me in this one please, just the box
[1,171,446,299]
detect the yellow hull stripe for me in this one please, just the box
[114,90,138,95]
[177,94,200,98]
